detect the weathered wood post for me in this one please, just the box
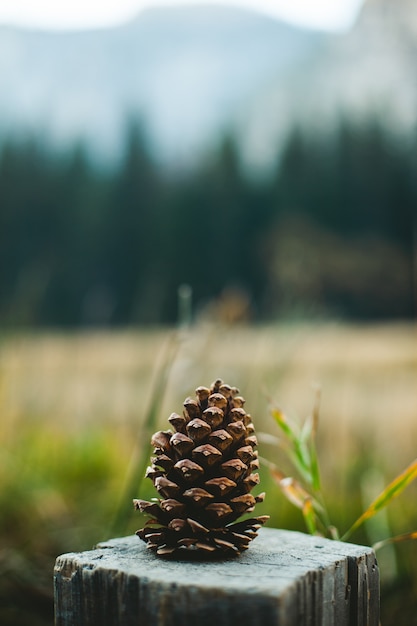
[54,527,379,626]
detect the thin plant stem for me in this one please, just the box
[108,331,180,537]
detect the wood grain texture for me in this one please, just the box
[54,527,379,626]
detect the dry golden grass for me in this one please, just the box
[1,321,416,492]
[1,322,416,452]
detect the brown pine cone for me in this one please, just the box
[134,378,269,556]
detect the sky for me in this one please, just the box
[0,0,364,32]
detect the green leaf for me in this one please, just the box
[342,459,417,540]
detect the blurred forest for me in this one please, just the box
[0,118,416,327]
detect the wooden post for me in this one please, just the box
[54,527,379,626]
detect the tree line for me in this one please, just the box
[0,120,415,327]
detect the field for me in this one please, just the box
[1,322,416,625]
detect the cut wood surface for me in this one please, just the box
[54,527,379,626]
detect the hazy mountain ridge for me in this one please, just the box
[239,0,417,170]
[0,0,415,169]
[0,4,323,165]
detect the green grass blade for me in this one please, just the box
[109,332,180,536]
[342,459,417,540]
[275,474,312,509]
[271,408,297,440]
[309,387,322,491]
[271,408,313,483]
[373,531,417,552]
[293,438,312,478]
[270,468,325,514]
[328,526,340,540]
[300,414,313,443]
[311,385,321,440]
[269,466,307,509]
[309,439,321,492]
[302,498,318,535]
[269,469,325,535]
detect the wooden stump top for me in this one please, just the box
[54,527,379,626]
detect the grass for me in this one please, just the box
[0,321,416,625]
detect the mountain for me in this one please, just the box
[238,0,417,171]
[1,1,415,172]
[0,4,323,167]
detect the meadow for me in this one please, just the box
[0,322,416,625]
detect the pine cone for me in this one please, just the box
[134,379,269,556]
